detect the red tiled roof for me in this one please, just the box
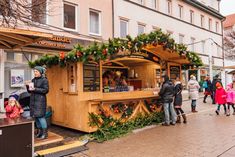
[223,13,235,28]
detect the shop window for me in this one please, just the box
[67,64,77,93]
[63,2,77,30]
[83,63,100,92]
[89,9,101,35]
[31,0,47,24]
[120,19,128,38]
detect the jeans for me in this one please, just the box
[35,117,47,129]
[163,102,176,124]
[191,100,197,107]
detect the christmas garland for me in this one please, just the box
[110,102,134,118]
[28,29,203,68]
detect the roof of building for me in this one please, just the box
[223,13,235,28]
[183,0,225,20]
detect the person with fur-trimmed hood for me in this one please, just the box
[187,75,200,112]
[159,75,176,126]
[174,76,186,124]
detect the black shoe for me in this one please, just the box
[203,100,206,103]
[39,129,48,140]
[162,123,170,126]
[215,110,219,115]
[35,129,42,138]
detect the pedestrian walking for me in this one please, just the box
[159,75,176,126]
[26,66,49,139]
[215,82,227,115]
[187,75,200,112]
[212,74,223,104]
[174,76,187,124]
[226,77,235,116]
[203,75,213,103]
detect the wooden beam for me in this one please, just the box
[0,45,10,49]
[0,35,25,45]
[0,27,53,38]
[13,37,44,49]
[0,32,33,43]
[0,40,12,48]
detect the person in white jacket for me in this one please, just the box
[187,75,200,112]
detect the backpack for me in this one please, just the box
[203,81,208,88]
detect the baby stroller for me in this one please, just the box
[19,91,31,118]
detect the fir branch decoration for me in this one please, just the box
[28,29,203,68]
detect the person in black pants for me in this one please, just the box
[174,76,186,123]
[203,75,213,103]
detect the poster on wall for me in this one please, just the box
[11,69,24,87]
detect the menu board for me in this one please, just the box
[169,65,180,80]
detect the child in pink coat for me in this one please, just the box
[226,83,235,116]
[215,82,227,115]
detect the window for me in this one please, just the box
[83,63,100,92]
[89,9,101,35]
[120,19,128,38]
[6,52,15,61]
[201,40,205,53]
[32,0,47,24]
[190,10,194,24]
[209,18,212,30]
[190,37,195,51]
[151,0,156,9]
[200,15,205,28]
[63,3,76,30]
[138,0,144,5]
[138,24,145,35]
[67,63,77,93]
[216,22,219,33]
[167,0,172,15]
[179,34,184,44]
[178,5,183,19]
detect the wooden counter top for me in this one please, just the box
[0,116,33,127]
[91,90,159,102]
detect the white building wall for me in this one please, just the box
[0,50,5,112]
[114,0,223,59]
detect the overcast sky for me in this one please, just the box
[220,0,235,16]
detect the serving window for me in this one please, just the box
[83,63,100,92]
[67,63,77,93]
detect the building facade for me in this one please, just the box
[113,0,224,85]
[0,0,113,110]
[223,13,235,86]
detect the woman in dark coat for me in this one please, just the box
[203,75,213,103]
[26,66,49,139]
[174,76,187,123]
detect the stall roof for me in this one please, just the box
[224,65,235,69]
[0,27,53,49]
[144,45,190,65]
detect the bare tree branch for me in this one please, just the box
[0,0,49,27]
[224,30,235,60]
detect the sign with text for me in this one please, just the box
[169,65,180,80]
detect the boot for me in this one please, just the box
[182,114,187,123]
[176,116,181,123]
[203,96,206,103]
[39,129,48,140]
[35,128,43,138]
[191,105,194,112]
[192,106,198,113]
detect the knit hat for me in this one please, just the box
[9,94,19,101]
[216,82,222,89]
[34,66,44,74]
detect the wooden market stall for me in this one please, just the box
[31,30,202,132]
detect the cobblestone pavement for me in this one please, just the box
[67,98,235,157]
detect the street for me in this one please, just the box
[68,98,235,157]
